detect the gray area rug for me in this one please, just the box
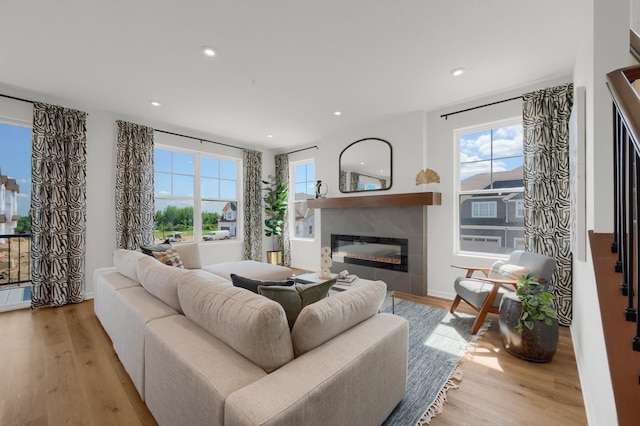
[381,298,489,425]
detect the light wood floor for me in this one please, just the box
[401,293,587,426]
[0,296,586,426]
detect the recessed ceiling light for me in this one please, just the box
[267,134,273,138]
[202,46,216,57]
[451,68,465,77]
[334,111,342,116]
[150,100,161,107]
[360,162,365,165]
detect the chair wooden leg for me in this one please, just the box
[470,282,502,334]
[449,295,462,313]
[470,310,488,334]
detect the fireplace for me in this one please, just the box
[331,234,408,272]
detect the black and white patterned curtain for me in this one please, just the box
[275,154,291,266]
[115,121,155,249]
[243,149,263,260]
[350,172,360,191]
[523,83,574,325]
[339,171,347,192]
[31,102,87,308]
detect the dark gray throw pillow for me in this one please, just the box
[140,244,172,256]
[230,273,295,294]
[258,279,336,329]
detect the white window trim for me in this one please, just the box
[515,200,525,218]
[155,143,241,243]
[289,158,315,241]
[454,116,522,256]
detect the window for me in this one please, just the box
[291,160,315,239]
[457,118,524,255]
[471,201,497,218]
[154,146,239,243]
[0,122,31,235]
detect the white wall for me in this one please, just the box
[569,0,629,424]
[0,83,270,299]
[288,111,428,270]
[425,77,571,299]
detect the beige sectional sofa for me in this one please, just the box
[94,248,409,426]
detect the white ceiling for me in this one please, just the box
[0,1,585,150]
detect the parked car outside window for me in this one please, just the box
[203,230,230,241]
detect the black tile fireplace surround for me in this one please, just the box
[331,234,408,272]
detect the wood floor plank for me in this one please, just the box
[0,294,585,426]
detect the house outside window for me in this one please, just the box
[291,160,315,239]
[457,117,524,255]
[154,146,239,243]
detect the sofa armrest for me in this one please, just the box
[225,313,408,426]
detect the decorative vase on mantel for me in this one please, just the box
[499,293,559,363]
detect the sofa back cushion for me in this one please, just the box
[137,257,230,314]
[113,249,148,283]
[137,255,190,313]
[178,273,294,373]
[291,280,387,357]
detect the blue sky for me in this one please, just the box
[459,124,523,181]
[0,123,31,217]
[154,148,237,214]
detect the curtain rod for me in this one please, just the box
[0,93,35,104]
[154,128,243,150]
[440,95,523,120]
[281,145,318,156]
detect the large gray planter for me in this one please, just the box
[499,293,559,363]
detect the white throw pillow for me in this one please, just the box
[487,260,528,281]
[173,243,202,269]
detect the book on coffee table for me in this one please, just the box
[336,274,358,284]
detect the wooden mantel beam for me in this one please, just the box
[306,192,441,209]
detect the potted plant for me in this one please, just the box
[498,275,559,362]
[262,174,288,265]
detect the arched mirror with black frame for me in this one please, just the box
[339,138,392,193]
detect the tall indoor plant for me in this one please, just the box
[499,275,559,362]
[262,174,288,265]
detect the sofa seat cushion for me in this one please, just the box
[145,315,267,426]
[178,273,294,373]
[93,267,141,340]
[291,280,386,356]
[202,260,293,281]
[113,249,148,283]
[111,286,179,399]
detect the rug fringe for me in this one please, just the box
[415,365,463,425]
[416,319,492,425]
